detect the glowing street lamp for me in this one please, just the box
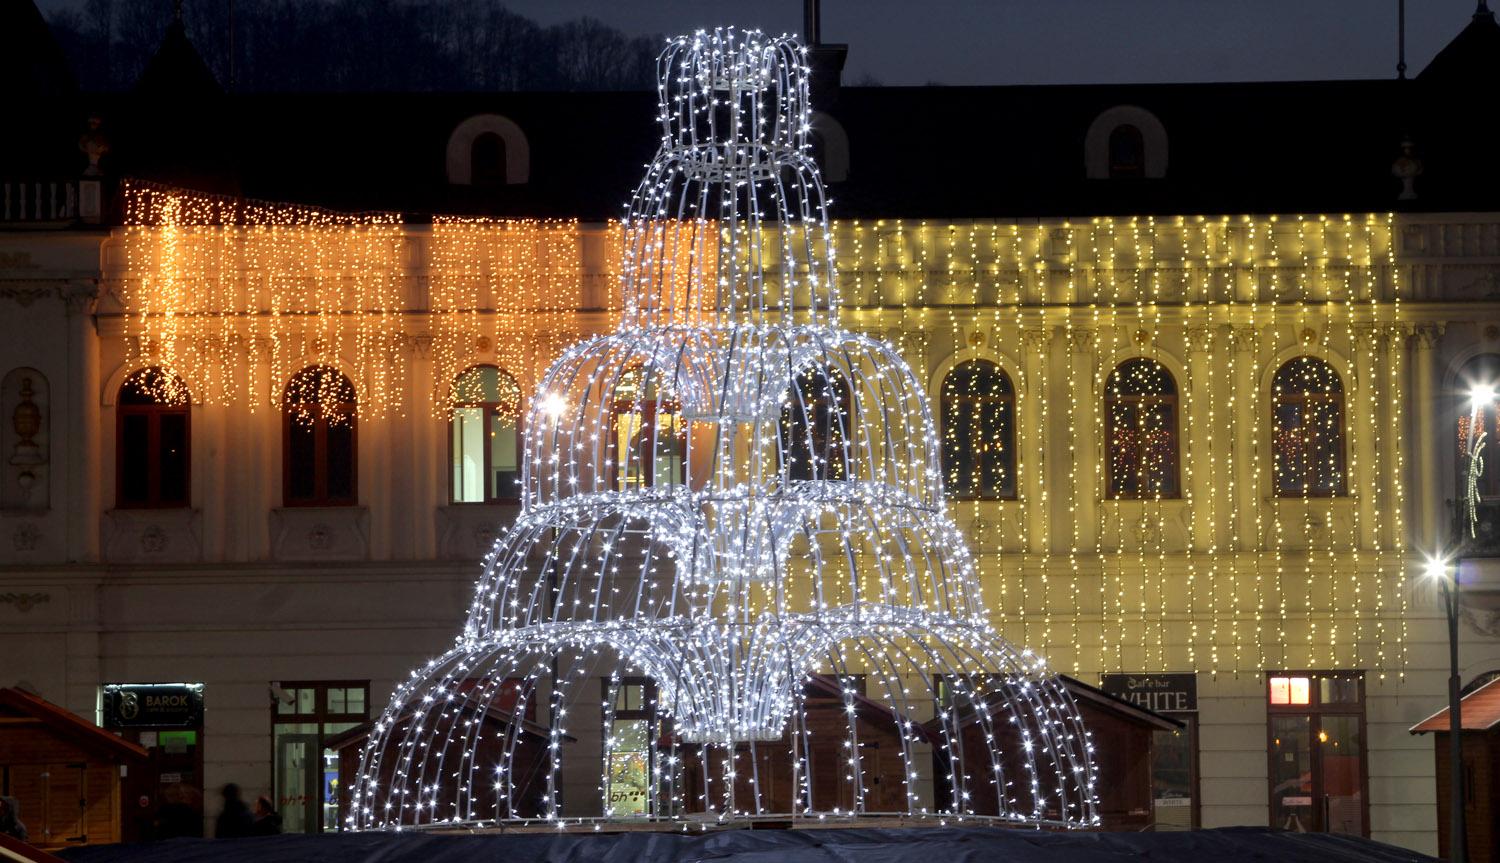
[1424,554,1466,863]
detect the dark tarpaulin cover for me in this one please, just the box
[57,827,1434,863]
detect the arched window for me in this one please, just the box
[1272,357,1345,497]
[116,367,190,508]
[781,367,851,482]
[451,365,523,503]
[1108,124,1145,178]
[1456,353,1500,499]
[471,133,506,186]
[283,366,357,507]
[1105,358,1179,499]
[940,360,1016,500]
[611,367,685,491]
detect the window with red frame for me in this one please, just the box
[116,367,191,508]
[450,365,523,503]
[283,366,357,507]
[610,367,685,491]
[1272,357,1345,497]
[1105,358,1179,499]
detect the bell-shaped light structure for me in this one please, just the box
[351,28,1098,829]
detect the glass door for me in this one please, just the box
[274,730,320,834]
[1319,714,1364,835]
[1269,715,1313,831]
[1265,672,1367,836]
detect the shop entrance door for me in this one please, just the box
[274,732,321,834]
[1266,673,1367,837]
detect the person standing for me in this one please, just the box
[214,784,253,838]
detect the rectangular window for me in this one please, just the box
[452,406,485,502]
[271,680,369,834]
[1266,671,1366,836]
[604,678,656,818]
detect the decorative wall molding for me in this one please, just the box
[271,506,370,561]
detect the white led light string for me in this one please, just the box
[351,29,1098,831]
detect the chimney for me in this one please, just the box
[803,0,848,108]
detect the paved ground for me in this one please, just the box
[55,826,1435,863]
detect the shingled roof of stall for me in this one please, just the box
[8,0,1500,221]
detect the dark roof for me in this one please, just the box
[13,3,1500,220]
[86,72,1500,221]
[0,687,148,763]
[1058,675,1183,732]
[1,0,80,172]
[133,18,223,99]
[1418,5,1500,84]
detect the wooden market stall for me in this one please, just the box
[0,688,147,850]
[1409,676,1500,863]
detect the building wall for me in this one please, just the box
[5,211,1500,852]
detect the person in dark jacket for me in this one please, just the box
[251,796,282,836]
[0,796,27,842]
[214,783,254,838]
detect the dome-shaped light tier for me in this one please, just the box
[351,27,1098,831]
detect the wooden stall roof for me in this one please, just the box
[0,688,147,762]
[1410,676,1500,733]
[1058,676,1185,732]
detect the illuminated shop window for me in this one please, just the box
[1272,357,1345,497]
[941,360,1016,500]
[1105,358,1179,499]
[603,678,656,818]
[1266,671,1366,836]
[271,681,369,834]
[450,365,522,503]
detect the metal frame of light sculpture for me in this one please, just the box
[350,28,1098,831]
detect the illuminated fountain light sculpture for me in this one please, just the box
[350,28,1098,829]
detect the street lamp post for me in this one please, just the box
[1428,384,1492,863]
[1426,557,1466,863]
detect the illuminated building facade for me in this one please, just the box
[6,0,1500,852]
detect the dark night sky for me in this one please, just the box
[464,0,1481,85]
[36,0,1486,85]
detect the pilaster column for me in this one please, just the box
[409,332,438,559]
[1066,326,1098,551]
[1185,325,1216,551]
[1411,323,1444,551]
[1351,324,1383,550]
[1021,326,1051,554]
[1229,325,1258,552]
[63,284,100,563]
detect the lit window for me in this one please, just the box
[610,367,685,491]
[1105,358,1179,499]
[941,360,1016,500]
[1272,357,1345,497]
[450,365,522,503]
[1268,675,1311,706]
[1456,353,1500,499]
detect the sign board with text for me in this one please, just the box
[102,683,204,728]
[1100,673,1197,713]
